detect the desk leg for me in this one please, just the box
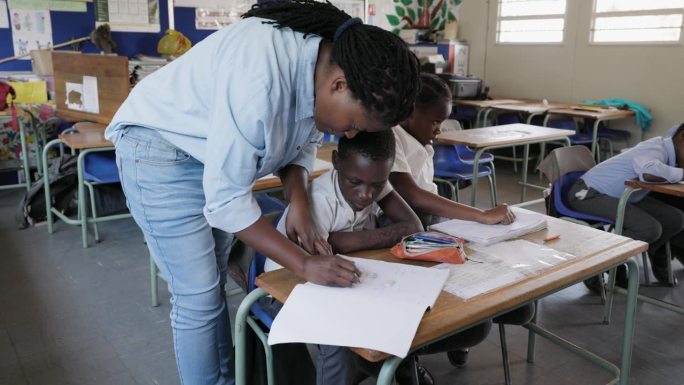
[18,118,31,190]
[482,108,493,127]
[591,119,601,163]
[42,139,64,234]
[620,259,639,385]
[470,149,484,207]
[78,150,88,248]
[235,288,267,385]
[377,356,403,385]
[604,187,640,324]
[520,144,530,202]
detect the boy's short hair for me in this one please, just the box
[674,123,684,138]
[337,130,396,162]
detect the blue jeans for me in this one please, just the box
[115,126,235,385]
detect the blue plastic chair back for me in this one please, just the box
[496,113,521,125]
[547,118,593,145]
[83,152,120,183]
[433,145,492,179]
[553,171,615,224]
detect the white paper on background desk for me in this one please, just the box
[268,257,449,358]
[430,208,547,246]
[81,76,100,114]
[435,239,576,300]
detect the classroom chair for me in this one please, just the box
[539,117,596,166]
[433,144,497,207]
[451,104,477,129]
[595,120,631,159]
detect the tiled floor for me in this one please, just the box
[2,161,684,385]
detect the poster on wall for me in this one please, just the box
[95,0,160,32]
[0,1,9,28]
[10,9,52,59]
[7,0,86,12]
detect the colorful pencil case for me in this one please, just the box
[390,231,466,264]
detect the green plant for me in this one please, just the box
[387,0,461,34]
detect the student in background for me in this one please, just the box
[105,1,420,383]
[388,73,537,369]
[568,123,684,284]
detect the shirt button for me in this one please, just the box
[296,146,301,150]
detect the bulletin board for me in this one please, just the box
[0,2,212,72]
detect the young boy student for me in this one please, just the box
[388,73,530,367]
[567,123,684,284]
[264,130,491,385]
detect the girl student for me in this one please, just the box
[105,1,420,384]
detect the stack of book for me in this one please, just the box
[403,232,463,254]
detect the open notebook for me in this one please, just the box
[429,208,547,246]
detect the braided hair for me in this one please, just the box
[416,73,452,108]
[243,0,420,127]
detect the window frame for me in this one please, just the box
[495,0,568,46]
[589,0,684,46]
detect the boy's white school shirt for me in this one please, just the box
[265,169,392,272]
[391,125,439,195]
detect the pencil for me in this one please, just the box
[544,234,560,243]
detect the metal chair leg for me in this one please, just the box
[487,174,497,207]
[498,323,512,385]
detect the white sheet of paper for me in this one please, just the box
[81,76,100,114]
[268,257,449,358]
[430,208,547,246]
[435,239,576,300]
[0,1,9,29]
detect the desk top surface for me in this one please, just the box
[58,130,112,149]
[252,144,335,192]
[489,102,574,114]
[625,179,684,197]
[546,108,634,119]
[255,211,647,362]
[453,98,527,108]
[436,124,575,147]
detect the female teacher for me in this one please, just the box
[105,1,420,384]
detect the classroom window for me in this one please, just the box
[496,0,567,44]
[591,0,684,43]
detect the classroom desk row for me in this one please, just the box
[41,127,336,248]
[454,98,635,162]
[235,210,648,385]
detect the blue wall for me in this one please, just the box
[0,3,213,71]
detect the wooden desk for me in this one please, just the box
[489,102,574,124]
[43,130,120,248]
[453,98,527,127]
[436,124,575,205]
[543,108,634,162]
[235,213,647,385]
[601,180,684,324]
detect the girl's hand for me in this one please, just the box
[479,204,516,225]
[302,254,361,287]
[285,193,319,254]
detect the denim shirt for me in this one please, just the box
[581,136,683,202]
[106,17,323,233]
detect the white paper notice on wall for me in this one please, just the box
[10,9,52,59]
[65,76,100,114]
[0,1,9,29]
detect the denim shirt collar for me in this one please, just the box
[295,36,321,122]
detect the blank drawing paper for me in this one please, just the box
[267,257,449,358]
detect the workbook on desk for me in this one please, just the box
[267,257,449,358]
[429,208,547,246]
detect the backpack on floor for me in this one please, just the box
[16,153,78,229]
